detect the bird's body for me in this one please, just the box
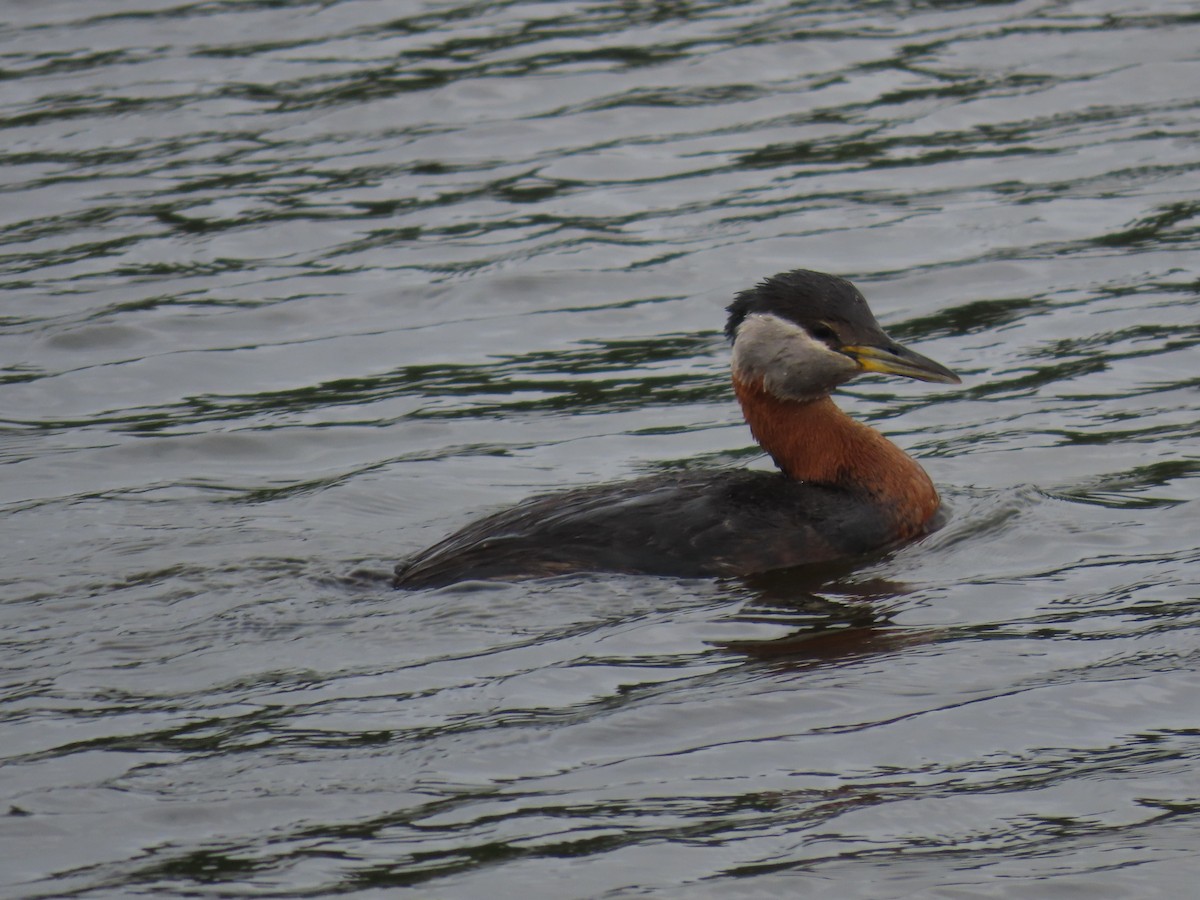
[395,270,959,589]
[393,470,898,589]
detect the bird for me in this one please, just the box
[394,269,960,589]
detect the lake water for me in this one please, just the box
[3,1,1199,897]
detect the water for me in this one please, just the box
[2,0,1199,896]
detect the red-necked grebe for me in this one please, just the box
[395,269,960,588]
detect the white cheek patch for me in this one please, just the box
[731,313,859,399]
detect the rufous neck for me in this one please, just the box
[732,374,941,532]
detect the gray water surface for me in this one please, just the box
[3,1,1199,897]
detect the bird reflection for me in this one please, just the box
[711,569,938,662]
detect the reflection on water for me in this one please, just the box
[711,573,933,661]
[2,1,1200,898]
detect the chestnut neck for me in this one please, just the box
[732,373,941,536]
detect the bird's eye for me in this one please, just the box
[809,322,837,343]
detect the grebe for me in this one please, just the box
[395,269,960,589]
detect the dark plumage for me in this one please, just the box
[394,470,894,589]
[724,269,875,340]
